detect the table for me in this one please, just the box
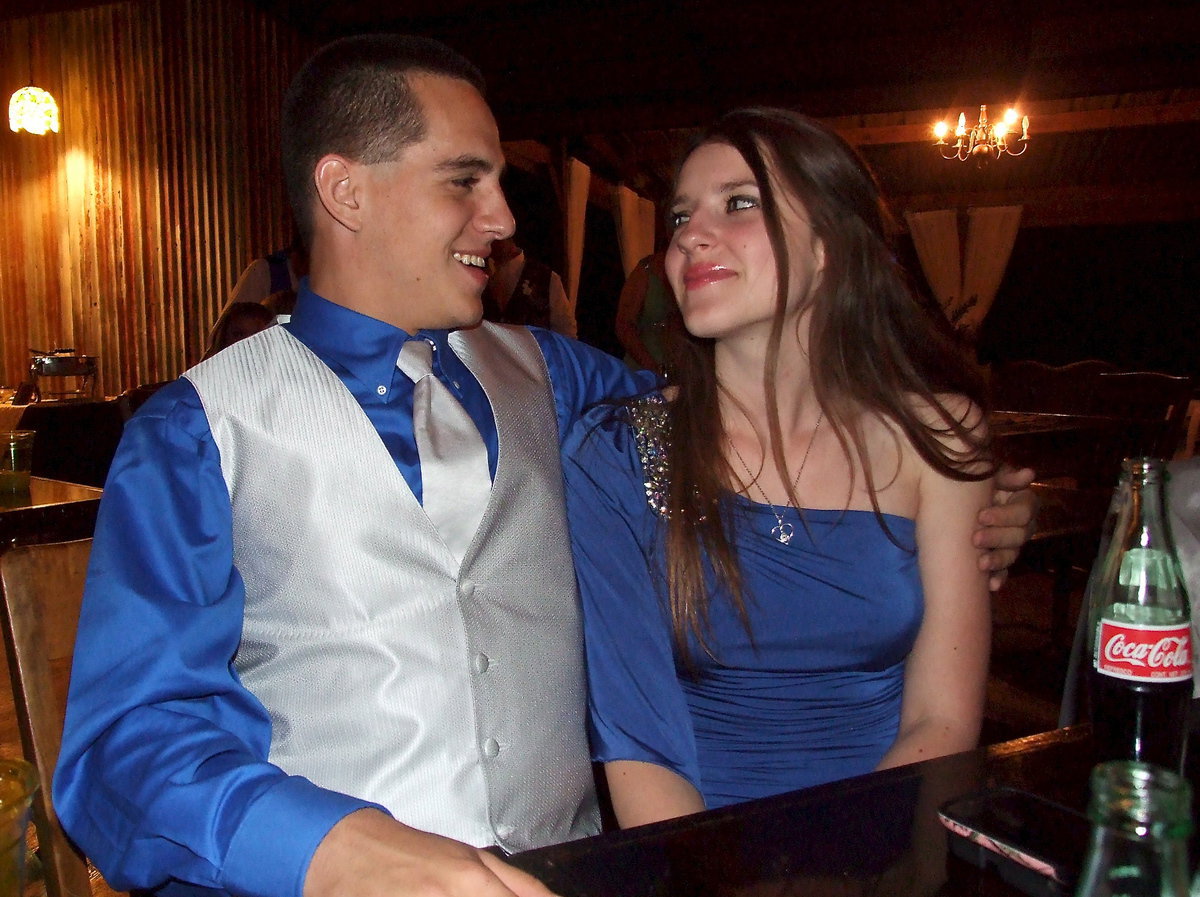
[509,727,1184,897]
[0,477,103,549]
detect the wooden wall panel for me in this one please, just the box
[0,0,310,395]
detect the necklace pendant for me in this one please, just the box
[772,521,795,545]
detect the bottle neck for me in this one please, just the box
[1076,762,1193,897]
[1088,456,1189,619]
[1088,761,1192,839]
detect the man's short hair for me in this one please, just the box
[282,34,485,246]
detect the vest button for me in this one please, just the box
[473,653,490,674]
[459,581,476,599]
[376,385,387,396]
[483,738,500,758]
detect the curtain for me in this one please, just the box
[904,206,1023,340]
[905,209,961,312]
[612,185,657,278]
[960,206,1024,337]
[563,157,591,307]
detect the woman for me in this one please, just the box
[563,108,995,827]
[201,301,276,360]
[615,251,672,374]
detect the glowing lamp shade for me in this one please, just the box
[9,86,60,135]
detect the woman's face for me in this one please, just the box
[665,141,824,344]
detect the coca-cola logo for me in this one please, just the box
[1095,620,1192,683]
[1102,633,1190,669]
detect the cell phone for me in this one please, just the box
[938,787,1092,897]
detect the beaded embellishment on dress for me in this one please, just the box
[627,394,671,519]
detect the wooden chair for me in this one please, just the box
[16,401,125,488]
[1090,371,1196,460]
[990,359,1118,413]
[0,539,103,897]
[115,381,171,423]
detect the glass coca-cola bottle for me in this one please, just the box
[1085,457,1192,772]
[1074,761,1191,897]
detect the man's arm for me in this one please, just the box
[305,810,557,897]
[54,384,554,897]
[53,381,375,895]
[530,330,658,439]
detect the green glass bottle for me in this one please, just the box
[1075,761,1191,897]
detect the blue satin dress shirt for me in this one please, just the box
[53,282,652,897]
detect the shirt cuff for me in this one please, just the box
[221,776,385,897]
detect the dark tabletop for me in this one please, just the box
[0,476,103,548]
[509,727,1192,897]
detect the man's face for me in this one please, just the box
[356,73,515,332]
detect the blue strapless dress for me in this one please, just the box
[562,399,923,808]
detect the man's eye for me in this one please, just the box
[727,195,759,213]
[452,176,480,189]
[668,210,690,229]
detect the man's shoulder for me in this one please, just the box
[117,376,219,455]
[135,376,202,419]
[187,326,302,385]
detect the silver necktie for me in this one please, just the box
[397,339,491,563]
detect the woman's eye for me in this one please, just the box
[727,195,759,213]
[668,210,690,229]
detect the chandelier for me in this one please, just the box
[934,105,1027,165]
[9,86,60,135]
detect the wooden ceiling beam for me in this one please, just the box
[891,181,1200,228]
[827,97,1200,148]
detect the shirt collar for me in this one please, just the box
[285,279,467,387]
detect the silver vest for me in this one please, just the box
[185,322,599,851]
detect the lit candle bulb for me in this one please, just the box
[1021,116,1029,139]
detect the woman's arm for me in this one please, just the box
[604,761,705,828]
[561,406,707,828]
[878,405,993,770]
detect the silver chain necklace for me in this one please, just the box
[727,412,824,545]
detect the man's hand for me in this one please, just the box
[304,809,560,897]
[974,465,1039,592]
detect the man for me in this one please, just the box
[54,34,1035,897]
[481,237,576,337]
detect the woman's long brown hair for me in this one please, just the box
[659,107,994,665]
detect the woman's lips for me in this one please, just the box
[682,265,735,291]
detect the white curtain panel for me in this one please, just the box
[904,209,962,313]
[904,206,1023,338]
[612,185,657,278]
[960,205,1024,337]
[564,157,591,306]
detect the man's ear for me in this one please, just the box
[314,155,363,233]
